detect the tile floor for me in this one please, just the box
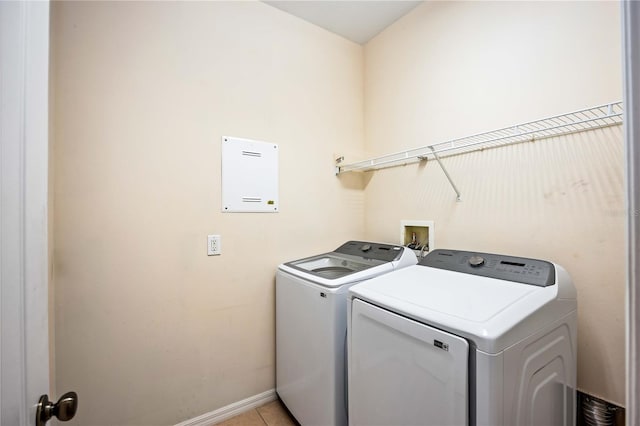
[215,399,298,426]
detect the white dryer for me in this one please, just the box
[347,249,577,426]
[276,241,417,426]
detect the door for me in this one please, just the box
[0,1,64,425]
[348,299,469,426]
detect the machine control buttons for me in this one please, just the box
[468,256,485,267]
[336,241,405,262]
[421,249,555,287]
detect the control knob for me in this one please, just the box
[468,255,485,267]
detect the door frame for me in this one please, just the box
[624,1,640,425]
[0,1,51,425]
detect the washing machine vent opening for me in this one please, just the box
[578,392,624,426]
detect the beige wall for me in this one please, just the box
[363,1,624,406]
[52,1,626,424]
[51,2,364,424]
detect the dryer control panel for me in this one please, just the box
[420,249,556,287]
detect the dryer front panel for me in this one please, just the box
[349,299,469,426]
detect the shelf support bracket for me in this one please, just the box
[334,156,344,176]
[429,146,462,201]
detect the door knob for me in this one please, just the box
[36,391,78,426]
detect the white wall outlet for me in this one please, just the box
[207,235,221,256]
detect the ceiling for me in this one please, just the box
[263,1,423,45]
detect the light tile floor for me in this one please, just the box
[215,399,298,426]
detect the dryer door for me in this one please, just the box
[349,299,469,426]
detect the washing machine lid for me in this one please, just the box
[279,241,415,288]
[287,253,385,279]
[349,249,577,353]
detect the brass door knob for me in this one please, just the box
[36,391,78,426]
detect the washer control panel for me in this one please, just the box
[335,241,405,262]
[420,249,555,287]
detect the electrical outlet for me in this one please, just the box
[207,235,221,256]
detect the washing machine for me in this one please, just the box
[347,249,577,426]
[276,241,417,426]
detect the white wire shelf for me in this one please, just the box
[336,101,623,175]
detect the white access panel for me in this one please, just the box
[349,299,469,426]
[222,136,278,212]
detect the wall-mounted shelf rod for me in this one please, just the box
[335,101,623,176]
[429,146,461,201]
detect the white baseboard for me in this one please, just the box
[175,389,277,426]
